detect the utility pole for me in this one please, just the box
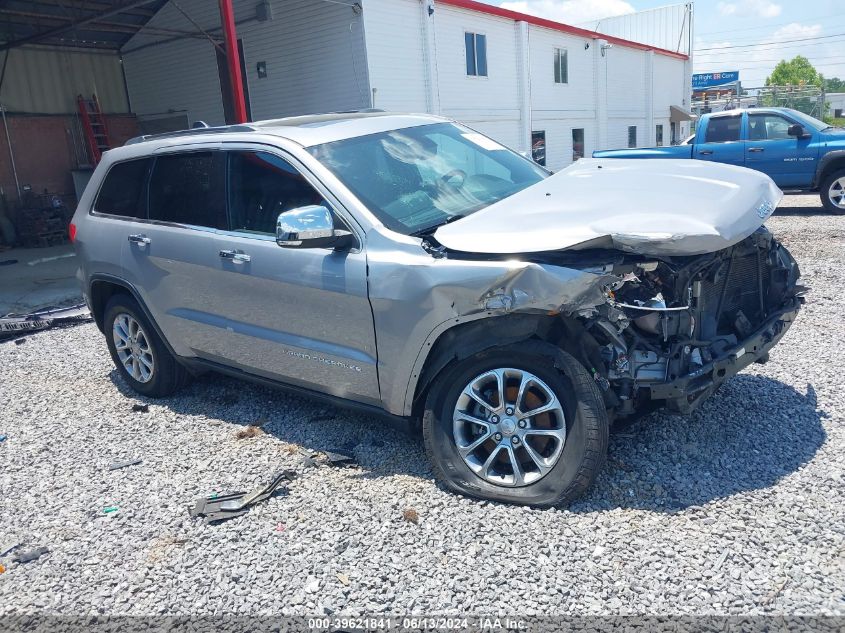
[219,0,247,123]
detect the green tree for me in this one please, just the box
[765,56,823,87]
[825,77,845,92]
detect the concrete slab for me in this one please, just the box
[0,243,82,315]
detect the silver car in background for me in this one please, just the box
[71,112,803,506]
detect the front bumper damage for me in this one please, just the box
[648,299,801,413]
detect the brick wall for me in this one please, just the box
[0,114,139,208]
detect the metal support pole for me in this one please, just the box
[1,104,21,202]
[218,0,247,124]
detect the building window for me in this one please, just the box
[836,109,843,118]
[655,124,664,147]
[465,32,487,77]
[628,126,637,148]
[572,128,584,161]
[554,48,568,84]
[670,121,677,145]
[531,130,546,166]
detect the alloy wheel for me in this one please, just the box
[452,368,567,487]
[112,313,155,383]
[829,177,845,210]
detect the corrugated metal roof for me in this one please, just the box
[0,0,170,51]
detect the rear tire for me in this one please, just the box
[820,168,845,214]
[104,294,189,398]
[422,344,609,507]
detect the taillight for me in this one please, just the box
[69,222,77,242]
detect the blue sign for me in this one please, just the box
[692,71,739,90]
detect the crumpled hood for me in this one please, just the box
[434,158,783,256]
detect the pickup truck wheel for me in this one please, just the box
[104,294,189,398]
[821,169,845,214]
[422,346,609,507]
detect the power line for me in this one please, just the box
[696,12,843,38]
[695,38,845,57]
[697,62,845,70]
[698,24,842,45]
[695,32,845,51]
[697,55,845,65]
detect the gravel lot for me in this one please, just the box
[1,195,843,619]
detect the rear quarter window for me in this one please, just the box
[94,158,151,218]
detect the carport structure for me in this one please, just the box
[0,0,247,314]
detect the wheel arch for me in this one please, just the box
[408,313,608,419]
[814,150,845,189]
[88,274,180,360]
[89,276,133,331]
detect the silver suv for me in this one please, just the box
[72,112,803,506]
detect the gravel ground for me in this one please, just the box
[1,195,843,618]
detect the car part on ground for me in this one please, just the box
[108,459,142,471]
[11,546,49,564]
[0,303,91,341]
[189,470,296,525]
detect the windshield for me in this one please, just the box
[307,122,548,234]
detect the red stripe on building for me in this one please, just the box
[439,0,689,61]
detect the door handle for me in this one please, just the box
[748,147,765,153]
[128,234,150,245]
[219,249,251,264]
[698,150,713,155]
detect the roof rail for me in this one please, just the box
[124,123,256,146]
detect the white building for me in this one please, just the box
[121,0,693,172]
[829,93,845,119]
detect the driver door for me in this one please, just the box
[204,149,380,405]
[745,112,818,188]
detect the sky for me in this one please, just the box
[481,0,845,88]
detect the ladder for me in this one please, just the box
[77,94,111,165]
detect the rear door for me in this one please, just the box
[745,112,818,187]
[119,149,230,359]
[695,114,745,166]
[207,148,380,404]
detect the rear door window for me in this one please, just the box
[148,152,227,229]
[94,158,151,218]
[704,116,741,143]
[228,151,326,235]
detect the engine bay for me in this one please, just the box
[580,228,804,417]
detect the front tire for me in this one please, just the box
[423,345,609,507]
[104,294,189,398]
[820,168,845,214]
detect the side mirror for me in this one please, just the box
[787,124,809,138]
[276,205,354,250]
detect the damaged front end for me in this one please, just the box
[555,227,804,417]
